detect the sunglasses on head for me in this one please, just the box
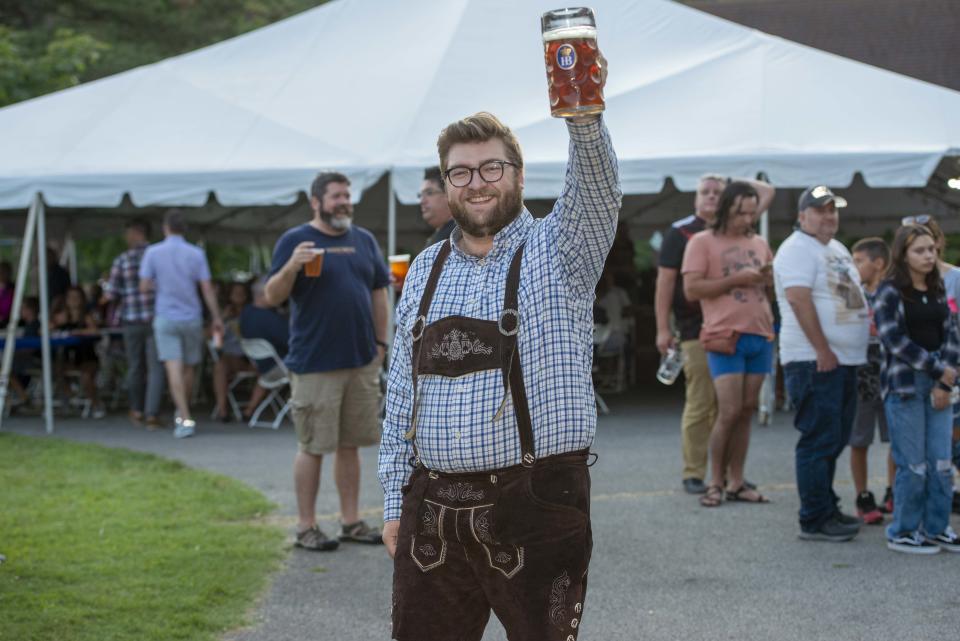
[901,215,931,226]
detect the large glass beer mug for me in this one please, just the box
[541,7,604,118]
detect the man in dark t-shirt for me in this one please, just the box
[265,171,390,552]
[655,174,724,494]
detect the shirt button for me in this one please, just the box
[478,258,486,267]
[454,432,461,440]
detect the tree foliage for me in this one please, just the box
[0,0,323,107]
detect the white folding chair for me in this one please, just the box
[240,339,292,430]
[207,339,257,421]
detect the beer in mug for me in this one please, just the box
[541,7,604,118]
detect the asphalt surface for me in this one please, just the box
[5,389,959,640]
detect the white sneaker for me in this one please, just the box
[91,406,106,420]
[173,417,196,439]
[926,526,960,553]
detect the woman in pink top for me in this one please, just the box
[682,181,775,507]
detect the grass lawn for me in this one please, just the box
[0,433,286,641]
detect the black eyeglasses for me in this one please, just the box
[417,188,444,199]
[443,160,518,188]
[901,215,931,226]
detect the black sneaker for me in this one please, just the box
[295,525,340,551]
[833,510,862,526]
[855,491,884,524]
[682,478,707,494]
[925,527,960,553]
[880,486,894,514]
[799,516,860,542]
[887,532,940,555]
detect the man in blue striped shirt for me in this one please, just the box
[379,106,620,640]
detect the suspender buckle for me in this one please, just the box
[498,309,520,336]
[521,452,535,467]
[411,315,426,341]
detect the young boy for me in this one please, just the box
[850,238,895,523]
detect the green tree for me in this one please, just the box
[0,0,323,107]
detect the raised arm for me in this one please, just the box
[551,116,622,295]
[737,176,775,216]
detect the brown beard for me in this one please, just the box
[448,183,523,238]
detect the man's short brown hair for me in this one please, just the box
[436,112,523,175]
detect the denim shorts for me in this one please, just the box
[153,317,204,365]
[706,332,773,378]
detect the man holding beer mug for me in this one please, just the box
[379,9,618,639]
[264,171,390,551]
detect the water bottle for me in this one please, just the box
[656,347,683,385]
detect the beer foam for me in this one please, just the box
[543,25,596,42]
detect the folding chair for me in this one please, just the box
[240,339,292,429]
[207,339,257,421]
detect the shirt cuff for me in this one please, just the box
[565,116,604,144]
[383,491,403,523]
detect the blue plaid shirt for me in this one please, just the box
[873,279,960,398]
[106,245,154,324]
[378,118,621,522]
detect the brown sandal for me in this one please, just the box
[725,485,769,503]
[699,485,723,507]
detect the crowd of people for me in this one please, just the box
[655,176,960,555]
[3,214,291,435]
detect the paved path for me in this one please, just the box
[5,391,959,640]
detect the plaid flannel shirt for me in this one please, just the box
[872,279,960,398]
[377,118,621,522]
[106,245,154,324]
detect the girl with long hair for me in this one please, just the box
[873,224,960,554]
[682,181,775,507]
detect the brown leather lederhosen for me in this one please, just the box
[392,240,593,641]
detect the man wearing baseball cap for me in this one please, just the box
[773,186,870,542]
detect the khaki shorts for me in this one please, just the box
[290,360,382,455]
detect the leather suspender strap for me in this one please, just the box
[498,245,536,466]
[406,241,453,441]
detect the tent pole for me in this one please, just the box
[36,197,54,433]
[0,195,40,429]
[757,171,770,242]
[65,233,78,285]
[387,172,397,349]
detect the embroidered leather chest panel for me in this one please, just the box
[417,315,502,378]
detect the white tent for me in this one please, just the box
[2,0,960,431]
[2,0,960,209]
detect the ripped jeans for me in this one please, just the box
[884,371,954,539]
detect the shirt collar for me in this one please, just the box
[449,208,534,262]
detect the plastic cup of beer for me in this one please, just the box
[304,248,325,277]
[389,254,411,287]
[541,7,604,118]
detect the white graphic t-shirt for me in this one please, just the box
[773,231,870,365]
